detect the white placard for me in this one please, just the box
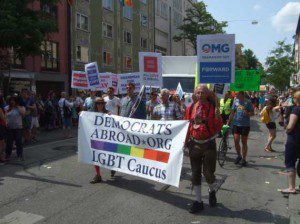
[117,72,143,94]
[139,52,162,87]
[197,34,235,84]
[85,62,100,89]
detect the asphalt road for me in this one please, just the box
[0,118,296,224]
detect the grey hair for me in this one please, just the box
[195,84,209,93]
[161,88,170,95]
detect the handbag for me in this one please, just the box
[260,108,270,124]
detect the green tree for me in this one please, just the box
[244,49,260,69]
[0,0,59,59]
[173,1,227,52]
[265,40,296,91]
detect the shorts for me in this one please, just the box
[266,122,276,130]
[232,125,250,137]
[62,117,72,128]
[31,117,40,129]
[0,125,6,140]
[285,140,300,171]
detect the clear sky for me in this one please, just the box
[200,0,300,64]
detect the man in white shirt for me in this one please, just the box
[104,87,121,115]
[83,91,96,111]
[58,92,74,138]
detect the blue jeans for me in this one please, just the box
[6,129,23,158]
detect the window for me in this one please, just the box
[41,3,58,21]
[161,2,168,20]
[41,41,59,71]
[140,14,148,27]
[173,0,182,11]
[103,50,113,66]
[124,31,132,44]
[102,0,113,11]
[123,6,132,20]
[173,11,182,26]
[76,46,89,62]
[76,13,88,31]
[124,56,132,69]
[102,23,113,38]
[141,38,147,48]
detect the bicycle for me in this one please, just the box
[217,125,232,167]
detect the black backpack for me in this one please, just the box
[63,100,72,118]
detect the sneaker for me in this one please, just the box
[189,201,204,214]
[111,170,116,178]
[90,175,102,184]
[17,156,24,162]
[209,190,217,207]
[234,156,242,165]
[241,159,247,167]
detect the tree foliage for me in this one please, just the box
[173,1,227,52]
[265,40,296,91]
[235,47,261,70]
[0,0,59,59]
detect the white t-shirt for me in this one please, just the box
[104,96,121,115]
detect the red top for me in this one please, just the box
[0,109,5,126]
[186,101,223,140]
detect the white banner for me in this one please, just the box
[139,52,163,87]
[197,34,235,84]
[117,72,143,94]
[78,112,189,187]
[85,62,100,89]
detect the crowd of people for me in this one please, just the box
[0,83,299,214]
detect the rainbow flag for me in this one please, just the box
[119,0,132,7]
[91,140,170,163]
[125,0,132,6]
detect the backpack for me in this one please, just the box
[63,100,72,118]
[260,107,270,124]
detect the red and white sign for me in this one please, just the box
[139,52,162,87]
[71,71,88,89]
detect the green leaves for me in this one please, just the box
[0,0,59,59]
[265,40,296,90]
[173,1,227,52]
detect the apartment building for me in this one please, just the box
[155,0,196,56]
[292,15,300,86]
[71,0,155,73]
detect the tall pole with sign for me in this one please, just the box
[197,34,235,84]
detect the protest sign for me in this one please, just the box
[230,70,261,91]
[71,71,88,89]
[139,52,162,87]
[111,74,118,94]
[117,72,143,94]
[176,83,184,100]
[85,62,100,89]
[78,112,189,187]
[213,84,229,99]
[98,73,113,92]
[197,34,235,84]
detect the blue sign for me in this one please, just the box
[199,62,232,83]
[197,34,235,84]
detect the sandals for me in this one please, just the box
[280,188,297,194]
[264,147,272,152]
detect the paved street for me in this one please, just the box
[0,117,298,224]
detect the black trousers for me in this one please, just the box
[6,129,23,157]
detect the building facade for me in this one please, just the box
[292,15,300,86]
[4,1,69,97]
[154,0,196,56]
[71,0,155,73]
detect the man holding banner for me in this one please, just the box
[120,83,138,118]
[186,85,223,213]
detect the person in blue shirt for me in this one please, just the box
[227,91,254,167]
[258,92,266,111]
